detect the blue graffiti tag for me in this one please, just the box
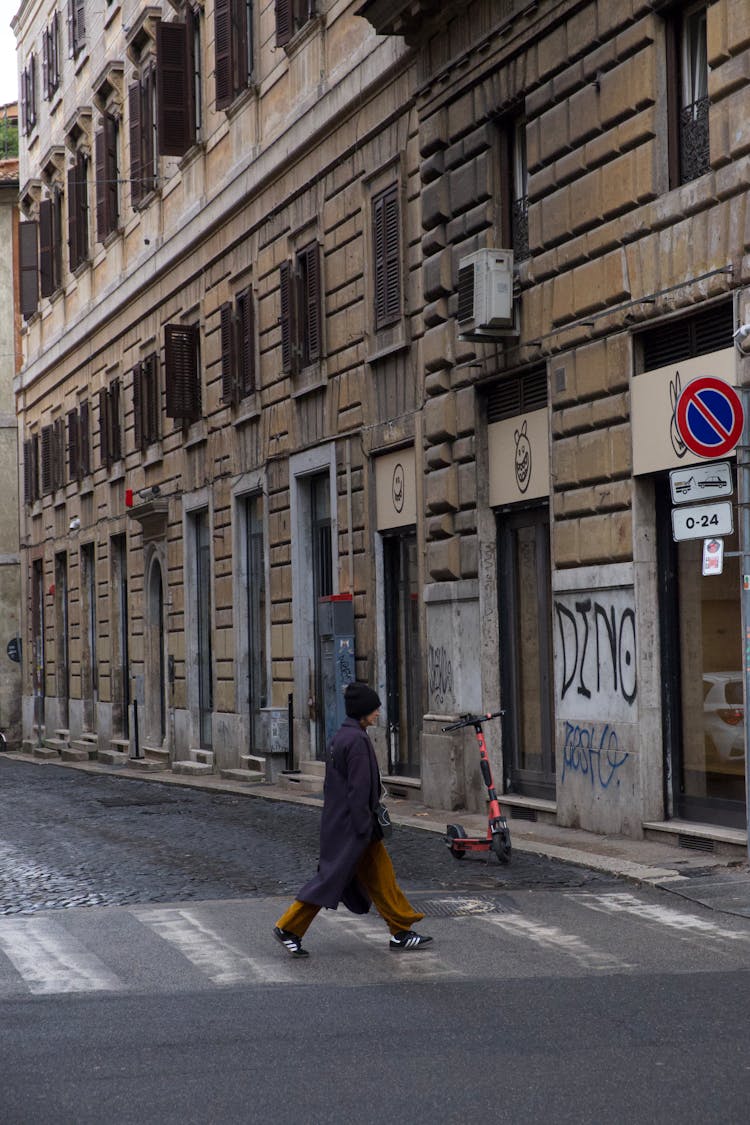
[561,722,629,790]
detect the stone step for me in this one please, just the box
[54,729,70,740]
[69,739,98,759]
[172,760,214,776]
[189,749,214,766]
[241,754,265,772]
[298,759,326,778]
[142,746,170,762]
[32,745,60,760]
[60,747,92,763]
[278,771,325,795]
[43,738,69,753]
[110,738,130,752]
[128,756,168,772]
[97,749,129,768]
[219,768,265,785]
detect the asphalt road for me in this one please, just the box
[1,757,749,1125]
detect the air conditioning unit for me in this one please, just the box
[457,248,516,339]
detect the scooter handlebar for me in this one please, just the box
[441,710,504,732]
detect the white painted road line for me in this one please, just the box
[475,912,633,971]
[140,907,298,985]
[574,891,750,943]
[0,916,123,995]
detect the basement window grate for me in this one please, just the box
[677,835,715,853]
[486,366,547,423]
[509,806,537,821]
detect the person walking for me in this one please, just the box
[273,682,433,956]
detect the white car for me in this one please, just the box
[703,673,745,770]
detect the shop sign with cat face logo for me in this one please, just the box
[514,420,532,493]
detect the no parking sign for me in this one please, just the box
[675,377,744,459]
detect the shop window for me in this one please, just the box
[666,2,709,188]
[133,354,160,450]
[275,0,315,48]
[220,288,256,405]
[165,323,202,424]
[42,13,61,100]
[95,114,120,241]
[99,379,122,468]
[215,0,253,109]
[372,184,401,331]
[280,241,322,374]
[67,150,90,271]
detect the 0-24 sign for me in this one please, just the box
[671,500,734,542]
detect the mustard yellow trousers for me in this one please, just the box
[276,838,424,937]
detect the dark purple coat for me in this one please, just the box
[296,717,381,913]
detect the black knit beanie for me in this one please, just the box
[344,682,382,719]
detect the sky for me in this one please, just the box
[0,4,19,107]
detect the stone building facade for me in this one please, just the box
[12,0,750,848]
[0,103,22,750]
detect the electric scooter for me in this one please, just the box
[441,711,511,864]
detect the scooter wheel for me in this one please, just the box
[491,829,512,865]
[446,823,467,860]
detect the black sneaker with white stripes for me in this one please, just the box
[389,930,433,951]
[273,926,309,957]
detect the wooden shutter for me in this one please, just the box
[145,354,160,443]
[233,0,249,92]
[129,81,142,208]
[104,114,118,233]
[373,186,400,330]
[279,260,295,373]
[67,0,75,57]
[237,288,255,397]
[110,379,122,461]
[275,0,293,47]
[41,425,53,493]
[67,408,80,481]
[157,21,191,157]
[95,128,106,241]
[98,388,110,468]
[214,0,233,109]
[77,151,88,263]
[165,324,200,422]
[67,162,79,271]
[51,12,59,91]
[79,401,90,476]
[42,28,49,99]
[53,417,65,489]
[23,440,33,506]
[186,5,197,143]
[132,361,144,450]
[220,302,237,405]
[75,0,85,51]
[300,242,321,365]
[39,200,54,296]
[19,221,39,319]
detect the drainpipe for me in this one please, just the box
[345,438,354,594]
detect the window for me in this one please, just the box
[41,418,65,494]
[39,189,63,296]
[42,13,61,100]
[638,302,733,371]
[21,55,37,135]
[67,0,86,59]
[280,241,322,374]
[23,435,41,505]
[275,0,315,48]
[133,354,160,450]
[372,184,401,331]
[19,221,39,319]
[99,380,122,468]
[667,2,709,187]
[129,66,157,207]
[156,17,199,157]
[66,401,90,482]
[67,151,90,270]
[498,117,529,261]
[95,114,120,241]
[215,0,253,108]
[220,288,256,405]
[486,366,547,422]
[165,323,202,423]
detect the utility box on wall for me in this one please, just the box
[319,594,355,747]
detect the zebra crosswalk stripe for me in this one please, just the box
[0,915,122,995]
